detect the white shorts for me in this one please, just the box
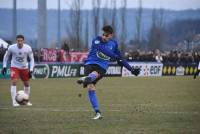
[198,62,200,70]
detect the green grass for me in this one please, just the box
[0,76,200,134]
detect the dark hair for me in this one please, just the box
[102,25,113,34]
[16,34,24,40]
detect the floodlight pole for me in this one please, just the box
[13,0,17,42]
[37,0,47,48]
[57,0,61,48]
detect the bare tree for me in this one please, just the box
[67,0,84,50]
[84,12,89,50]
[57,0,61,48]
[13,0,17,42]
[92,0,101,36]
[110,0,117,38]
[134,0,143,49]
[148,9,165,50]
[119,0,127,52]
[102,0,109,26]
[102,0,117,38]
[167,19,200,46]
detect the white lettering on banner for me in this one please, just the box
[69,52,88,62]
[57,66,68,76]
[51,65,77,77]
[60,49,70,62]
[80,66,85,75]
[41,49,48,61]
[122,62,163,77]
[34,67,47,75]
[150,66,161,75]
[70,68,77,76]
[106,66,121,75]
[32,64,50,79]
[51,66,58,77]
[49,50,57,61]
[41,49,88,62]
[41,48,57,62]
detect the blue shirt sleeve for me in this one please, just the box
[112,40,133,71]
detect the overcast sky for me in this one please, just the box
[0,0,200,10]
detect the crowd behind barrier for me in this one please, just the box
[0,47,199,64]
[124,49,200,64]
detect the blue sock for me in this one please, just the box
[88,90,100,113]
[88,73,97,81]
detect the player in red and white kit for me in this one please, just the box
[1,35,34,107]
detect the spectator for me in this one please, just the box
[154,49,163,63]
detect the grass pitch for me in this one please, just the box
[0,76,200,134]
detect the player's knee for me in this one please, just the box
[23,81,29,87]
[92,71,100,78]
[87,84,96,90]
[11,80,17,86]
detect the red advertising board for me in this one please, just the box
[41,48,58,62]
[41,48,88,62]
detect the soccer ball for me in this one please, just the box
[15,90,29,105]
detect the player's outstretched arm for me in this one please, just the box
[94,43,140,76]
[117,59,140,76]
[114,43,140,76]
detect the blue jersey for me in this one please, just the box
[84,36,121,70]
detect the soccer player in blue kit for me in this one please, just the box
[77,25,140,119]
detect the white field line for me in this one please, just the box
[22,102,198,107]
[0,103,199,108]
[0,106,199,115]
[0,107,121,112]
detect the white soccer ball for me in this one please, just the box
[15,90,29,105]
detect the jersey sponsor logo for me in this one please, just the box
[108,46,113,50]
[97,51,111,60]
[94,40,100,44]
[15,57,24,62]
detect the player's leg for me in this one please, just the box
[23,81,32,106]
[87,84,102,120]
[20,69,32,106]
[77,71,99,86]
[10,67,20,107]
[77,65,102,87]
[77,64,105,119]
[77,66,99,85]
[84,71,99,83]
[86,65,105,119]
